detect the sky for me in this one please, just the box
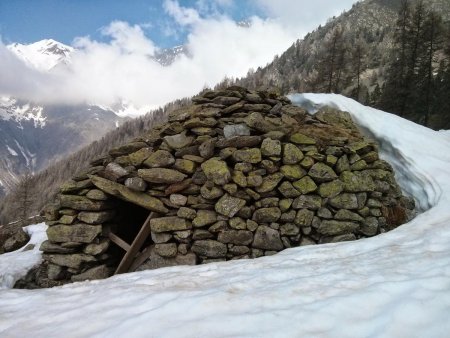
[0,0,359,112]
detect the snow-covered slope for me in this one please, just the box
[0,95,449,337]
[7,39,73,72]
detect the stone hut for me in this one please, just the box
[31,87,414,287]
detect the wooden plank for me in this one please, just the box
[129,245,153,272]
[108,232,131,252]
[115,212,154,274]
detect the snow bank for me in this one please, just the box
[1,95,449,337]
[0,223,47,288]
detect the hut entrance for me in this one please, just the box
[106,200,155,274]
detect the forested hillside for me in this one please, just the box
[225,0,450,129]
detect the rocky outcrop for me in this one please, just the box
[29,86,414,288]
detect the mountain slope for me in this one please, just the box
[0,99,122,196]
[231,0,450,128]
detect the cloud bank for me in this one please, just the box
[0,0,357,114]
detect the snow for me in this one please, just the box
[0,223,47,289]
[7,39,73,72]
[0,95,46,127]
[1,94,450,337]
[6,145,18,156]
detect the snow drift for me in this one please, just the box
[0,94,449,337]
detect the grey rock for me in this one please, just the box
[192,240,227,258]
[224,124,251,138]
[252,225,283,251]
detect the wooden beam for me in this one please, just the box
[114,212,154,275]
[108,232,131,252]
[129,245,153,272]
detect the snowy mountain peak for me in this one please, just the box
[7,39,73,72]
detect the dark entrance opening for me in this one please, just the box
[106,200,153,270]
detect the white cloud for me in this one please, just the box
[0,0,358,114]
[255,0,358,35]
[163,0,202,26]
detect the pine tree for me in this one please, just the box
[13,171,35,223]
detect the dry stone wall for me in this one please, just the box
[31,86,414,287]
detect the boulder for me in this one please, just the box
[201,158,231,186]
[138,168,187,184]
[215,194,246,217]
[143,150,175,168]
[318,220,360,236]
[150,217,192,233]
[191,240,227,258]
[218,230,253,246]
[252,226,283,251]
[308,163,338,182]
[71,265,111,282]
[47,224,102,243]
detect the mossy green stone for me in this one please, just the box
[340,171,376,192]
[232,148,262,163]
[128,147,153,166]
[283,143,304,164]
[290,133,316,145]
[318,180,344,198]
[280,165,307,180]
[300,156,315,169]
[293,176,317,194]
[201,158,231,186]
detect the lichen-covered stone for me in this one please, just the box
[253,207,281,223]
[329,193,359,209]
[318,180,344,198]
[280,165,306,180]
[278,181,301,198]
[318,220,360,236]
[125,177,147,192]
[292,195,322,210]
[89,175,168,213]
[78,210,115,224]
[59,195,112,211]
[290,133,316,145]
[201,158,231,186]
[47,224,102,243]
[255,172,284,193]
[233,148,262,163]
[192,210,217,227]
[334,209,364,222]
[224,124,251,138]
[86,189,109,201]
[150,217,192,233]
[261,138,281,157]
[191,240,227,258]
[283,143,304,164]
[252,226,283,250]
[293,176,317,194]
[71,265,110,282]
[155,243,178,258]
[294,209,315,227]
[138,168,187,184]
[215,194,246,217]
[164,132,194,149]
[45,253,96,269]
[83,239,110,255]
[308,163,338,182]
[143,150,175,168]
[218,230,253,246]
